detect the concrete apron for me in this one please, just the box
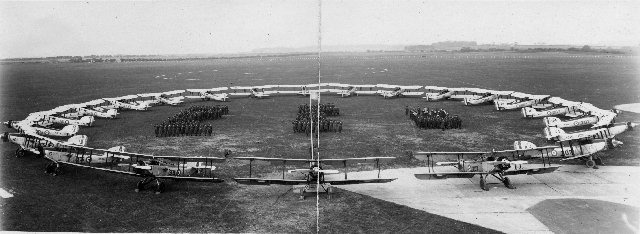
[330,165,640,234]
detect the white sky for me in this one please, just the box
[0,0,638,58]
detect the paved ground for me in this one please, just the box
[330,165,640,234]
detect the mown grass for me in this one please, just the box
[1,52,638,232]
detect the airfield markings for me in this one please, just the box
[332,165,640,234]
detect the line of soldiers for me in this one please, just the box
[293,119,343,134]
[155,121,214,137]
[297,103,340,117]
[154,105,229,137]
[406,106,462,130]
[293,104,343,135]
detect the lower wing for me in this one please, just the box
[503,166,561,175]
[415,172,483,180]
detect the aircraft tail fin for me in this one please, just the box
[544,117,561,127]
[107,145,126,152]
[106,109,118,117]
[544,127,564,140]
[66,135,88,146]
[80,116,95,126]
[606,138,623,149]
[521,107,536,118]
[61,125,79,135]
[513,141,537,150]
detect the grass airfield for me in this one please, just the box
[1,52,639,232]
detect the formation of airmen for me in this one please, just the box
[406,106,462,130]
[154,105,229,137]
[293,103,343,135]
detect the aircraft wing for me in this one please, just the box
[234,178,307,185]
[415,172,483,179]
[325,178,396,185]
[233,156,394,164]
[503,166,561,175]
[48,157,224,182]
[413,151,489,161]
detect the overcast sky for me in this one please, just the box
[1,0,638,58]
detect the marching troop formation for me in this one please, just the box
[406,106,462,130]
[154,105,229,137]
[293,103,343,135]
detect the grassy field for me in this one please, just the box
[1,52,638,232]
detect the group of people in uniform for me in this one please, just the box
[406,106,462,130]
[293,103,343,135]
[154,105,229,137]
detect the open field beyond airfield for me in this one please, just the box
[1,52,639,232]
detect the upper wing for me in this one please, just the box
[413,151,489,161]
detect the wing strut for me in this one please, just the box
[376,158,381,178]
[344,160,348,179]
[282,160,286,179]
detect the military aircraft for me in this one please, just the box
[377,85,424,99]
[1,131,87,157]
[463,90,515,106]
[4,120,79,137]
[413,151,560,190]
[137,92,185,106]
[333,84,377,97]
[423,86,454,101]
[233,156,396,199]
[512,138,623,168]
[185,88,230,102]
[103,96,151,111]
[521,97,581,118]
[42,144,226,194]
[29,113,95,127]
[249,87,270,98]
[544,122,636,142]
[494,93,550,111]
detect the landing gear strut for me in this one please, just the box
[15,148,26,157]
[45,162,61,176]
[135,177,166,194]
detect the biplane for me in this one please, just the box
[137,92,185,106]
[103,96,151,111]
[544,122,636,142]
[377,85,424,99]
[41,144,226,194]
[543,116,600,128]
[423,86,455,101]
[413,151,560,191]
[4,120,79,137]
[1,131,87,157]
[184,88,230,101]
[521,97,581,118]
[494,93,550,110]
[233,157,396,199]
[512,138,623,168]
[463,90,514,105]
[333,84,377,97]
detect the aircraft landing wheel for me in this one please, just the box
[594,158,604,166]
[15,149,25,157]
[135,180,145,192]
[155,181,165,194]
[51,164,61,176]
[480,176,489,191]
[586,160,596,168]
[503,177,516,189]
[45,162,56,174]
